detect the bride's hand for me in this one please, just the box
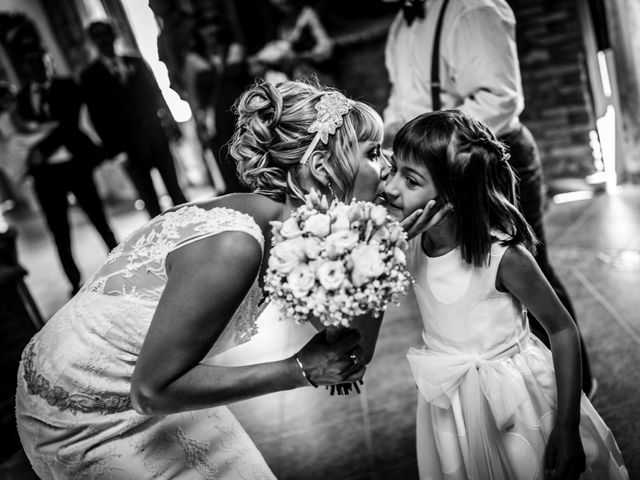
[293,330,365,387]
[401,198,453,240]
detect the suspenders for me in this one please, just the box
[430,0,450,111]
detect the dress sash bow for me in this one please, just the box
[407,330,533,479]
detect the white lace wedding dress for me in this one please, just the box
[16,205,316,480]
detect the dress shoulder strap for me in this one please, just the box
[165,205,265,255]
[485,230,514,292]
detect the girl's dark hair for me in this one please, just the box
[394,110,538,267]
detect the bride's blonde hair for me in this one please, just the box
[230,79,383,202]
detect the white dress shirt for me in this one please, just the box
[384,0,523,136]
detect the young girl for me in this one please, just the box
[385,110,628,479]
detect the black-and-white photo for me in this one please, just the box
[0,1,636,478]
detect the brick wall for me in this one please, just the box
[508,0,597,179]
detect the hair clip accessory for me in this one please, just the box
[300,91,355,165]
[309,92,355,144]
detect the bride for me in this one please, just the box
[16,79,405,479]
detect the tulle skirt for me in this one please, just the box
[408,335,628,480]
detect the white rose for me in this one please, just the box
[316,261,347,291]
[370,205,388,227]
[304,213,332,238]
[331,210,351,232]
[286,265,316,298]
[269,238,306,273]
[350,245,386,286]
[304,237,324,259]
[280,217,302,238]
[332,204,351,217]
[325,230,360,257]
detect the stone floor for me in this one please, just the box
[1,184,639,479]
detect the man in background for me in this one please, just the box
[16,50,118,296]
[82,20,187,218]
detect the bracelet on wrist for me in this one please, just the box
[294,355,318,388]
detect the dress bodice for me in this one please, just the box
[85,205,263,302]
[22,205,267,415]
[407,235,528,354]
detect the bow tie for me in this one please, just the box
[403,0,425,26]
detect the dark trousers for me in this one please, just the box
[500,125,593,393]
[31,161,118,292]
[125,130,187,218]
[211,66,250,194]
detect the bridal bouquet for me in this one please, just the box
[265,191,410,393]
[265,190,411,329]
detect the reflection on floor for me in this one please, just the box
[2,185,639,479]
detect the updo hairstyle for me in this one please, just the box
[229,80,383,202]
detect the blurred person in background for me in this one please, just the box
[248,0,335,85]
[382,0,596,397]
[15,50,118,296]
[82,20,187,218]
[151,0,281,195]
[199,0,279,194]
[0,81,32,211]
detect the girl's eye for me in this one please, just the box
[389,164,397,175]
[405,177,418,187]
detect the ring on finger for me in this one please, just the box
[349,353,359,367]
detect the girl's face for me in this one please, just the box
[384,154,438,220]
[350,140,391,202]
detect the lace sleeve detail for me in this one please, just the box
[83,205,265,302]
[165,206,265,257]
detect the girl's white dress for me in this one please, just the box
[406,236,628,480]
[15,205,316,480]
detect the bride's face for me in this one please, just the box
[350,140,391,203]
